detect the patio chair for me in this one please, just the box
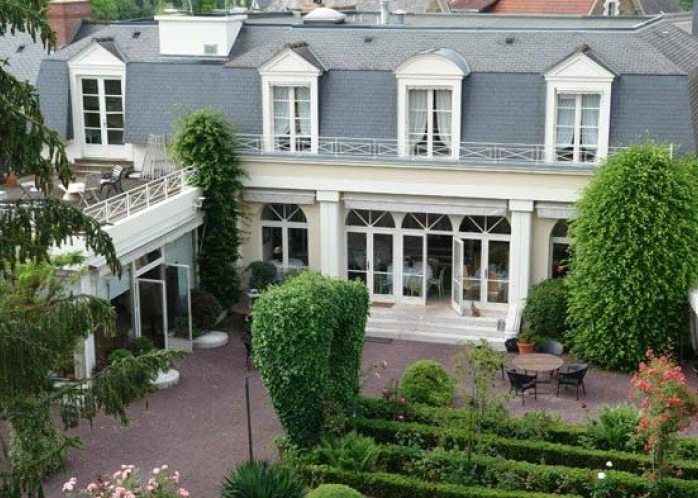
[19,178,42,201]
[556,363,589,400]
[99,165,125,197]
[428,266,446,297]
[536,340,564,356]
[83,172,102,205]
[506,369,537,405]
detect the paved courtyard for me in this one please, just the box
[43,316,698,497]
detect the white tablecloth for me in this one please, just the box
[269,258,305,280]
[386,262,433,285]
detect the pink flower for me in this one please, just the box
[177,488,190,497]
[62,482,74,492]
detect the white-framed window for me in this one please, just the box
[272,86,311,152]
[261,204,308,279]
[555,93,601,162]
[550,220,570,279]
[395,49,469,159]
[408,89,453,157]
[260,46,324,154]
[544,51,615,164]
[604,0,618,16]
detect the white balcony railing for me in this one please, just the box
[83,167,196,225]
[236,134,647,166]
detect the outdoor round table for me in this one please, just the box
[512,353,563,376]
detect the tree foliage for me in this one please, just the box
[172,109,246,307]
[0,256,181,497]
[522,278,568,340]
[252,272,369,448]
[566,144,698,371]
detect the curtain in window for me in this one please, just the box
[408,90,428,154]
[295,86,311,135]
[555,95,575,147]
[434,90,452,151]
[580,94,600,148]
[273,87,291,135]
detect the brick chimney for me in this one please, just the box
[47,0,92,47]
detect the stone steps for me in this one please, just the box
[366,305,507,350]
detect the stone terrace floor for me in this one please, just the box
[42,315,698,497]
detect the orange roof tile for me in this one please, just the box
[491,0,594,14]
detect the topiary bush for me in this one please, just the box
[319,431,380,472]
[581,403,644,453]
[220,460,305,498]
[522,278,568,340]
[253,271,369,447]
[191,288,223,332]
[400,360,455,407]
[306,484,364,498]
[247,261,277,292]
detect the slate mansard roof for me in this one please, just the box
[36,13,698,149]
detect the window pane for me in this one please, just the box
[84,112,101,128]
[287,205,307,222]
[347,232,367,283]
[106,96,123,112]
[488,217,511,234]
[372,211,395,228]
[262,226,283,261]
[106,113,124,129]
[84,128,102,144]
[288,228,308,265]
[83,96,99,111]
[107,130,124,145]
[346,209,368,226]
[552,220,568,237]
[460,216,485,233]
[81,79,98,95]
[104,79,122,96]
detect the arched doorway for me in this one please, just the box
[452,216,510,313]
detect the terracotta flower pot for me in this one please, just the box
[517,341,536,355]
[5,172,18,186]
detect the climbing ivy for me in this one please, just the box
[172,109,246,307]
[252,272,369,448]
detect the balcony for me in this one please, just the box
[83,167,196,225]
[236,134,659,169]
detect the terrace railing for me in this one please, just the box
[83,167,196,225]
[236,134,657,166]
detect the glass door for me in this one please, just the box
[463,239,483,302]
[451,237,464,315]
[347,232,368,284]
[165,263,193,352]
[486,240,509,304]
[402,234,426,303]
[134,277,168,350]
[80,77,124,158]
[372,233,393,298]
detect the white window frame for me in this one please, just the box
[604,0,619,16]
[544,53,614,164]
[395,52,466,159]
[260,50,322,154]
[260,204,309,275]
[553,92,602,163]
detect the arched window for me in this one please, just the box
[459,216,510,234]
[551,220,569,278]
[261,204,308,277]
[346,209,395,228]
[401,212,452,231]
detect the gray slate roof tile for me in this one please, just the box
[0,31,50,84]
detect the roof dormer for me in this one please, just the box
[155,13,247,57]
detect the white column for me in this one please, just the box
[79,272,96,379]
[506,200,533,336]
[317,190,343,278]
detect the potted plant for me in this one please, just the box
[517,326,538,355]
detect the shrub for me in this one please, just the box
[191,288,223,332]
[253,272,369,447]
[247,261,277,292]
[125,335,155,355]
[400,360,455,407]
[319,431,380,472]
[220,460,305,498]
[108,348,134,363]
[522,278,568,339]
[581,403,644,452]
[306,484,365,498]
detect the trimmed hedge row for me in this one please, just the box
[357,397,698,457]
[352,417,698,480]
[377,443,698,498]
[296,464,584,498]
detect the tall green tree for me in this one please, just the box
[172,109,246,307]
[566,144,698,372]
[0,3,179,495]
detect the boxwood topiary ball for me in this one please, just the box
[400,359,455,407]
[306,484,364,497]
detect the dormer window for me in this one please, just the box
[396,49,469,159]
[544,48,615,164]
[408,89,453,157]
[604,0,618,16]
[272,86,311,152]
[260,42,325,154]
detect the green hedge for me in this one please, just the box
[297,465,583,498]
[352,418,698,480]
[377,443,698,498]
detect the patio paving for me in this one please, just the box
[42,316,698,497]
